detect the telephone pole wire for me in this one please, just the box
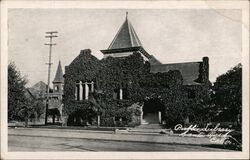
[44,31,58,125]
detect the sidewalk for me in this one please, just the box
[8,127,220,146]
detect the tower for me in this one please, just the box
[101,13,161,65]
[52,60,64,101]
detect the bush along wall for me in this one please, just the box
[64,49,210,127]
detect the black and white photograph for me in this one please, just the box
[1,0,249,159]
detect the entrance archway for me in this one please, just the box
[142,98,165,124]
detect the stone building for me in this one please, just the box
[64,15,210,127]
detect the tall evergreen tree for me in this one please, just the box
[8,62,28,121]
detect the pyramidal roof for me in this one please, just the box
[53,61,64,83]
[108,13,142,50]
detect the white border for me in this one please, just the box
[1,0,249,159]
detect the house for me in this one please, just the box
[28,61,64,123]
[27,81,51,99]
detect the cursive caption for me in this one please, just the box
[174,123,234,143]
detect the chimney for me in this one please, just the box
[202,57,209,83]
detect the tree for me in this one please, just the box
[30,99,45,121]
[212,63,242,128]
[8,62,28,121]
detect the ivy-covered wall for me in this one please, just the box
[64,49,210,127]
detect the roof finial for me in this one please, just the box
[126,11,128,19]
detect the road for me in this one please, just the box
[8,134,230,152]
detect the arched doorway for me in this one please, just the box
[142,98,165,124]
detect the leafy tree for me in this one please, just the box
[212,63,242,127]
[8,62,28,121]
[30,99,45,121]
[17,101,35,127]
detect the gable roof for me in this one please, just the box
[108,15,142,50]
[53,61,64,83]
[68,49,100,67]
[31,81,49,92]
[28,81,52,98]
[150,62,202,85]
[66,49,101,82]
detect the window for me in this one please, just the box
[53,97,59,100]
[113,88,119,99]
[122,88,128,99]
[75,81,95,100]
[113,87,128,100]
[87,83,92,93]
[75,85,80,100]
[82,83,86,99]
[54,85,59,91]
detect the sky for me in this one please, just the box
[8,9,242,87]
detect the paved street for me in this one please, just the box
[8,128,232,152]
[9,135,230,152]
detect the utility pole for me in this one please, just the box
[44,31,58,125]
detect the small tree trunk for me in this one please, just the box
[97,115,100,127]
[25,117,28,127]
[35,112,38,122]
